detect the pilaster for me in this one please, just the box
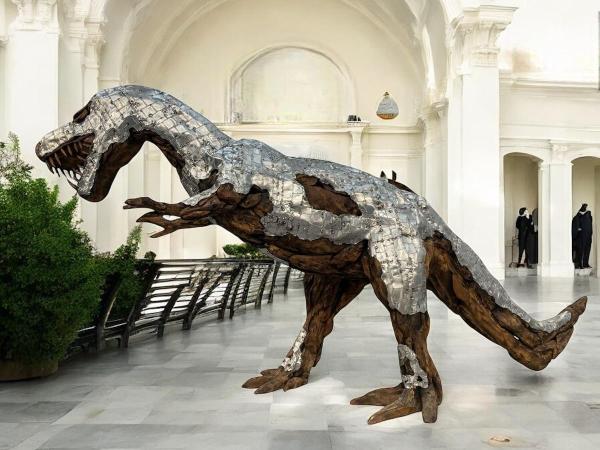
[446,5,517,279]
[5,1,59,178]
[347,122,368,169]
[60,0,106,245]
[420,99,448,218]
[538,144,574,278]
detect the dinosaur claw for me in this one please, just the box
[254,377,286,394]
[242,368,308,394]
[350,385,403,406]
[150,229,173,238]
[242,376,269,389]
[355,385,440,425]
[367,390,419,425]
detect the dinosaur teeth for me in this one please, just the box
[66,178,78,190]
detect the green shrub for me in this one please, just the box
[94,226,156,320]
[222,243,264,259]
[0,177,103,364]
[0,132,32,185]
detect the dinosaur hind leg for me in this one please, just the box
[242,273,366,393]
[352,260,442,424]
[351,307,442,424]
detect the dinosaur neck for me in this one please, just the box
[131,98,230,161]
[124,97,231,195]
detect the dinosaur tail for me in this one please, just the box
[424,229,586,371]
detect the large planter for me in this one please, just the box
[0,360,58,381]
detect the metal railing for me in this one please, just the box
[70,259,294,353]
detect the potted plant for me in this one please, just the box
[0,134,103,380]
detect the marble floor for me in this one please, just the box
[1,277,599,449]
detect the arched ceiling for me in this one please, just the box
[100,0,453,97]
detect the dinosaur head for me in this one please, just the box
[35,88,158,201]
[37,85,228,202]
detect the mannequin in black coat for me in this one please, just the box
[573,203,593,269]
[516,207,533,268]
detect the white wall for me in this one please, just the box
[499,0,600,82]
[500,82,600,144]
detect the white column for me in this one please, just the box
[143,147,162,256]
[5,0,59,177]
[62,4,105,242]
[420,100,448,217]
[539,153,574,277]
[0,1,8,139]
[446,6,516,279]
[348,123,367,169]
[157,151,172,258]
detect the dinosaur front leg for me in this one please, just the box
[242,273,366,393]
[123,196,220,237]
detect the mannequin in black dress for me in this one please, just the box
[572,203,593,269]
[516,207,533,268]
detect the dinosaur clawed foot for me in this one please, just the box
[242,367,308,394]
[352,385,440,424]
[350,384,404,406]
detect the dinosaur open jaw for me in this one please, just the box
[41,133,95,190]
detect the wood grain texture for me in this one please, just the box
[123,173,586,425]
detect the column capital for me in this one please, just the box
[84,24,105,68]
[419,98,448,124]
[62,0,90,40]
[10,0,58,32]
[451,5,517,70]
[549,142,575,163]
[61,0,105,60]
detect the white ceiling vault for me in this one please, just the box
[94,0,460,100]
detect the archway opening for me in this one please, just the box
[571,157,600,275]
[503,153,540,275]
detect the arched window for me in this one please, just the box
[231,47,349,123]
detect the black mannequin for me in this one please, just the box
[516,207,533,268]
[572,203,593,269]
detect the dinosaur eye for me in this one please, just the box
[73,101,91,123]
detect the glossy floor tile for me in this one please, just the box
[0,277,598,449]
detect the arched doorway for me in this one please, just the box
[503,153,540,275]
[571,157,600,274]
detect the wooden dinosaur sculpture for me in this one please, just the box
[36,86,587,424]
